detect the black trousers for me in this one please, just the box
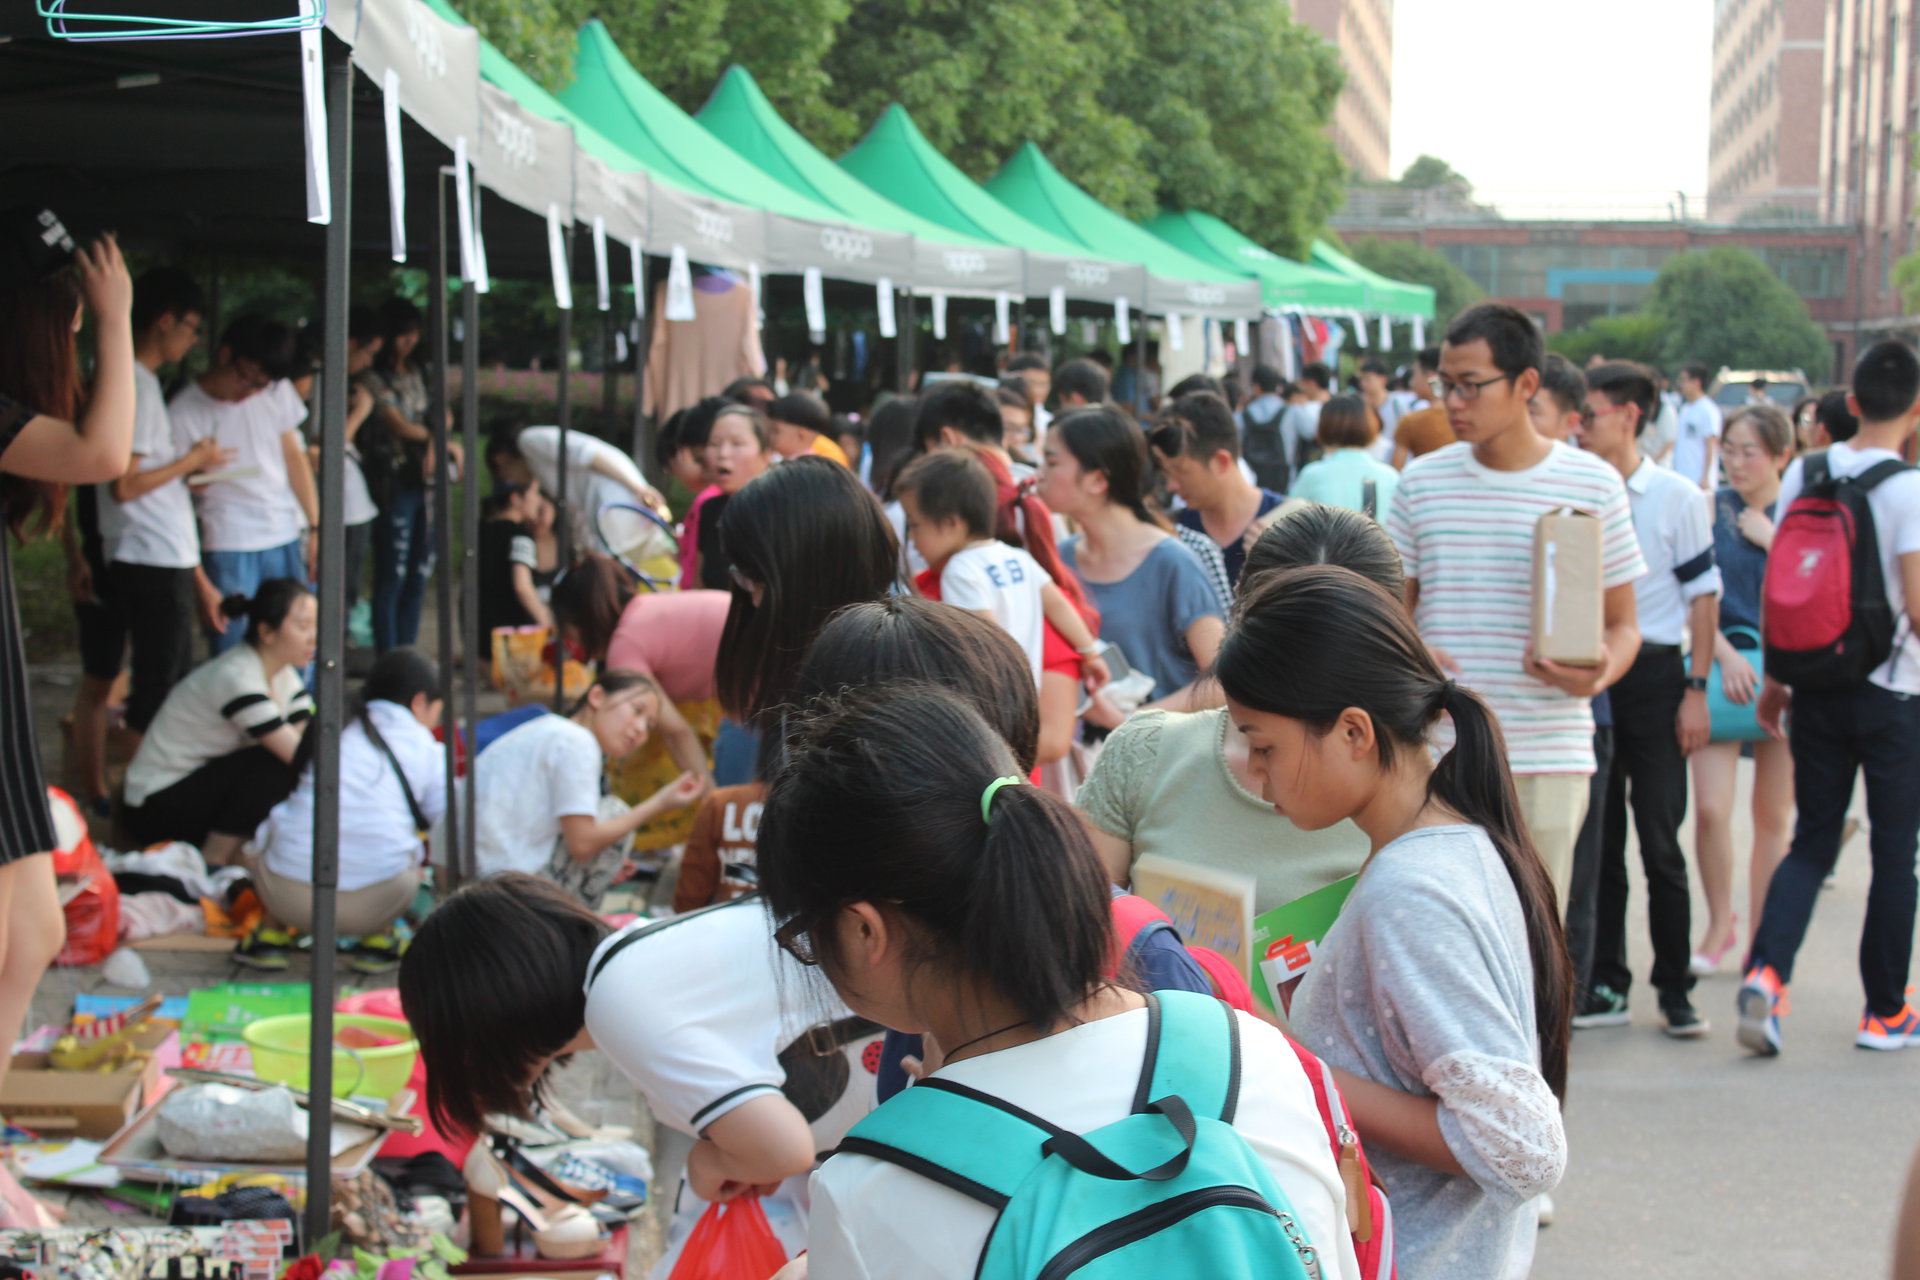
[1565,725,1613,1005]
[76,563,197,733]
[1592,646,1697,1003]
[124,746,297,850]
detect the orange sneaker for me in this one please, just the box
[1737,964,1784,1057]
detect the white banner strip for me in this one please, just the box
[931,294,948,341]
[993,292,1011,345]
[630,238,646,318]
[877,278,897,339]
[301,28,329,225]
[667,245,697,322]
[382,69,406,263]
[592,217,610,313]
[547,205,573,311]
[1166,313,1184,351]
[1115,297,1130,345]
[802,266,826,335]
[452,136,476,283]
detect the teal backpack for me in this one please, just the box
[836,991,1325,1279]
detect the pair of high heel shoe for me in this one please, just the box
[463,1142,604,1261]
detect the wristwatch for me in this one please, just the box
[1685,675,1709,693]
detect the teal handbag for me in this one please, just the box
[1707,625,1767,742]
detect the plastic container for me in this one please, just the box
[242,1014,418,1100]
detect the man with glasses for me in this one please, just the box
[1151,391,1284,588]
[1387,303,1646,907]
[169,313,318,653]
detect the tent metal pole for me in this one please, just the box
[304,36,352,1246]
[630,259,649,474]
[460,279,480,886]
[897,291,914,394]
[430,170,458,884]
[1132,320,1145,418]
[550,226,574,710]
[601,311,617,441]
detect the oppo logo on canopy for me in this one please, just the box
[403,5,447,78]
[1186,285,1227,306]
[693,207,735,245]
[1066,261,1110,287]
[487,106,537,168]
[943,250,988,277]
[821,227,875,262]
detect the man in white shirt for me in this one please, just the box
[1745,340,1920,1057]
[1572,362,1720,1039]
[170,315,318,654]
[487,425,666,560]
[1674,363,1723,490]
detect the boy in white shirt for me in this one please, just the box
[894,449,1107,688]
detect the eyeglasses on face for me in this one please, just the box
[1434,373,1513,403]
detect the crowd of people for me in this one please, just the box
[7,202,1920,1277]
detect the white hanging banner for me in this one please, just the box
[470,168,490,295]
[1115,297,1131,345]
[748,264,763,320]
[592,217,611,313]
[667,245,697,322]
[876,278,897,339]
[301,28,329,225]
[1049,286,1067,336]
[931,294,948,341]
[546,205,573,311]
[1412,316,1427,348]
[993,292,1011,345]
[1165,314,1184,351]
[629,239,645,318]
[452,136,477,285]
[614,331,629,363]
[381,69,407,263]
[1234,317,1251,353]
[1379,314,1391,347]
[802,266,826,336]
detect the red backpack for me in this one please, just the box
[1109,893,1256,1012]
[1762,451,1914,692]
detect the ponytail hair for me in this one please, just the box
[550,554,635,665]
[1215,566,1572,1099]
[757,686,1113,1034]
[295,646,439,776]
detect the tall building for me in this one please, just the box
[1709,0,1825,218]
[1818,0,1918,333]
[1295,0,1393,181]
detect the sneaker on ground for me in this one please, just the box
[1571,985,1630,1029]
[1660,999,1710,1039]
[1856,1004,1920,1051]
[1736,964,1784,1057]
[1536,1193,1555,1227]
[234,926,295,972]
[348,932,406,975]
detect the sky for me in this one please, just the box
[1390,0,1712,206]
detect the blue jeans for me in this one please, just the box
[1750,682,1920,1018]
[202,540,307,656]
[372,485,434,653]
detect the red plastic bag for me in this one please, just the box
[667,1197,789,1280]
[46,788,119,966]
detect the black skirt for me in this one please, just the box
[0,403,56,863]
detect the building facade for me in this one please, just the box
[1710,0,1826,218]
[1818,0,1918,333]
[1295,0,1393,182]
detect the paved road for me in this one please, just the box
[1535,763,1917,1278]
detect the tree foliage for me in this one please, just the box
[452,0,1348,257]
[1645,246,1831,380]
[1345,238,1483,332]
[1545,313,1669,368]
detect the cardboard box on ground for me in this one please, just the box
[1,1021,179,1139]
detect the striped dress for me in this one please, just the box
[0,396,56,863]
[1388,441,1646,776]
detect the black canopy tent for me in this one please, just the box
[0,2,595,1239]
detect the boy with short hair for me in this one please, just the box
[764,391,849,466]
[1675,363,1722,490]
[893,449,1106,687]
[1150,391,1283,587]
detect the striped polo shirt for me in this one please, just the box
[1389,440,1646,775]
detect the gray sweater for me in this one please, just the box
[1292,824,1566,1280]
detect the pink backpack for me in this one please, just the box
[1287,1038,1397,1280]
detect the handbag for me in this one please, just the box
[1707,625,1767,742]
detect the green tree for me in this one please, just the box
[1395,155,1472,193]
[1345,238,1483,332]
[1646,246,1831,380]
[1545,313,1669,367]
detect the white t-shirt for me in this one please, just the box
[1777,442,1920,694]
[1621,459,1722,646]
[939,540,1050,683]
[516,426,649,555]
[1673,396,1722,489]
[125,644,314,806]
[259,700,445,891]
[583,896,878,1143]
[97,364,201,568]
[471,711,602,878]
[171,379,308,552]
[806,1006,1361,1280]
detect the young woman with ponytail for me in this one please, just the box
[755,686,1357,1280]
[1216,565,1570,1280]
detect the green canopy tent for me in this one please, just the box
[1310,238,1436,321]
[986,143,1261,320]
[838,104,1140,307]
[562,21,911,286]
[1144,209,1367,314]
[697,66,1021,297]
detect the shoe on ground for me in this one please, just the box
[1736,964,1785,1057]
[348,931,406,975]
[1571,985,1630,1029]
[1856,1004,1920,1050]
[1660,998,1710,1039]
[234,926,295,971]
[1536,1192,1554,1227]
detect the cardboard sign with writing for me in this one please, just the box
[1128,856,1254,982]
[1532,508,1604,666]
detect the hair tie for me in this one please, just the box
[980,775,1023,824]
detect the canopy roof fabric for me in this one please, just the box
[838,104,1138,306]
[1145,209,1367,314]
[697,66,1021,296]
[1310,239,1436,320]
[987,143,1260,320]
[563,21,910,284]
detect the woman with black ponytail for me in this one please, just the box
[1216,565,1570,1280]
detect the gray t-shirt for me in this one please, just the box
[1058,536,1221,701]
[1291,824,1565,1280]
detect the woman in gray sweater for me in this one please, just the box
[1217,565,1572,1280]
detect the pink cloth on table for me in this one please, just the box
[678,485,722,588]
[605,590,730,704]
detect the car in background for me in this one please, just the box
[1711,368,1811,409]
